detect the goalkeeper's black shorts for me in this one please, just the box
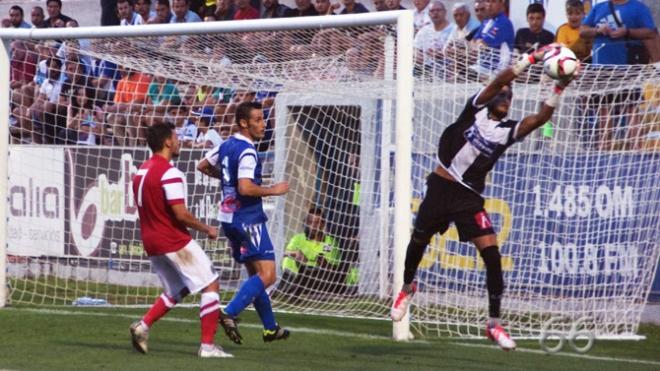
[413,172,495,242]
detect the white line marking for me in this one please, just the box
[451,342,660,366]
[6,307,407,342]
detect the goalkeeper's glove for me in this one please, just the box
[531,43,562,63]
[555,67,578,91]
[512,43,562,76]
[545,71,578,107]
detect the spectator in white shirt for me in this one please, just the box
[193,107,224,149]
[450,2,480,41]
[414,1,455,71]
[117,0,144,26]
[118,0,145,25]
[55,21,93,75]
[412,0,431,33]
[39,58,65,104]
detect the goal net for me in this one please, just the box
[411,44,660,339]
[1,15,659,341]
[0,15,414,318]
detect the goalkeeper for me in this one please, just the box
[390,45,576,351]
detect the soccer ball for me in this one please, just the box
[542,45,579,80]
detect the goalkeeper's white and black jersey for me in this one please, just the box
[437,90,521,194]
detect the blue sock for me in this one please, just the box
[254,290,277,331]
[224,275,264,318]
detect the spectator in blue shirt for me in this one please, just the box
[465,0,488,41]
[578,0,656,151]
[171,0,203,23]
[580,0,656,65]
[471,0,514,73]
[8,6,32,29]
[90,59,122,107]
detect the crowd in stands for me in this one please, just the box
[3,0,659,149]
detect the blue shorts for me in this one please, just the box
[221,222,275,263]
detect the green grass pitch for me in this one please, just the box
[0,305,659,371]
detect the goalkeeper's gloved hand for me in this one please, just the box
[546,68,578,107]
[512,43,562,76]
[553,62,580,93]
[530,42,562,64]
[553,78,571,94]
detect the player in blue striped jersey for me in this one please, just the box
[197,101,290,344]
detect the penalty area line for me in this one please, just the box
[451,342,660,366]
[9,307,428,343]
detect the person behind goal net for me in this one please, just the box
[390,45,576,350]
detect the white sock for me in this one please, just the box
[487,317,500,327]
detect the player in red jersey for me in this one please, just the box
[129,122,232,358]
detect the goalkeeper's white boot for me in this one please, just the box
[198,344,234,358]
[486,322,516,351]
[130,320,149,354]
[390,282,416,322]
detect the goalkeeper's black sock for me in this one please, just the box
[479,245,504,319]
[403,238,428,285]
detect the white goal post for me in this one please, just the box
[1,12,659,343]
[0,38,10,309]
